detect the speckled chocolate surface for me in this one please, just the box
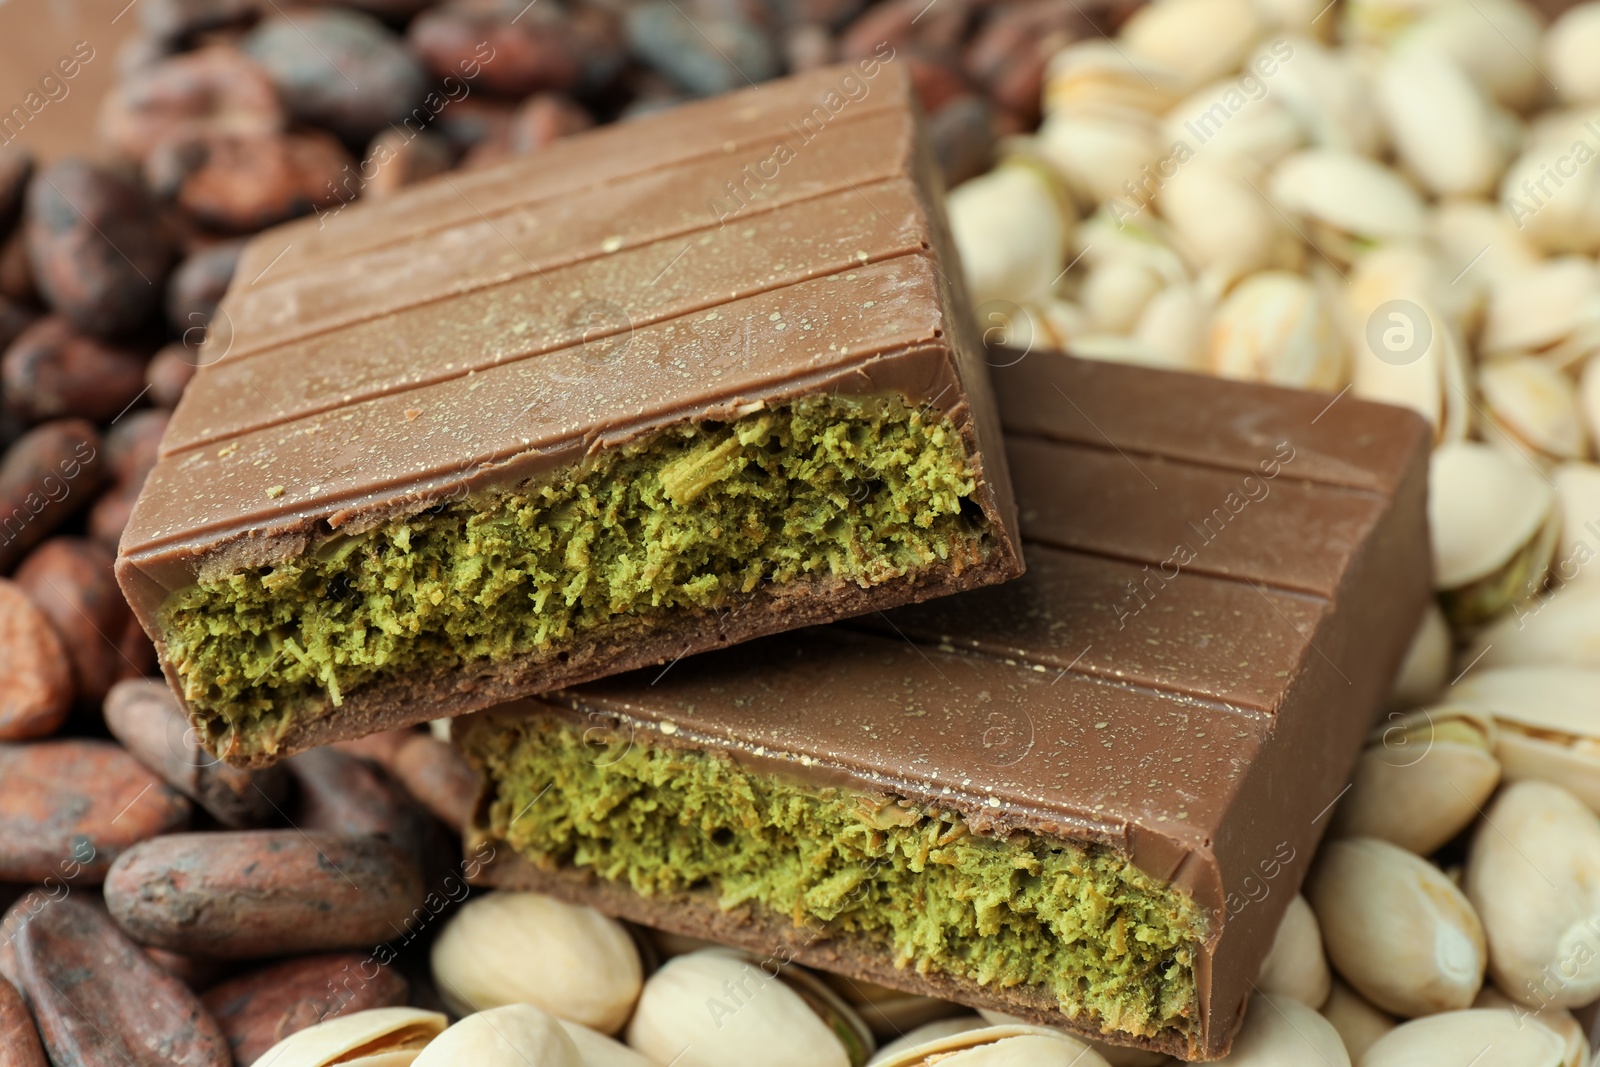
[114,62,1022,760]
[463,352,1433,1060]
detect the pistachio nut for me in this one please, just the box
[412,1004,581,1067]
[1207,270,1346,390]
[254,1007,448,1067]
[1481,258,1600,366]
[1162,81,1304,168]
[1582,355,1600,450]
[1467,583,1600,671]
[1554,462,1600,587]
[1346,241,1480,350]
[560,1021,657,1067]
[946,161,1074,308]
[1400,0,1545,110]
[1479,358,1590,463]
[1259,36,1384,155]
[1451,666,1600,813]
[1465,780,1600,1009]
[1305,837,1486,1017]
[1043,42,1180,119]
[1319,979,1396,1062]
[429,891,643,1034]
[1431,198,1543,291]
[1134,282,1211,371]
[824,975,968,1039]
[868,1018,988,1064]
[1330,706,1501,856]
[1181,993,1348,1065]
[1376,49,1505,197]
[1428,441,1559,627]
[1270,150,1426,262]
[1474,987,1591,1067]
[1159,161,1303,285]
[1547,3,1600,106]
[1349,294,1471,446]
[1082,258,1165,335]
[870,1024,1111,1067]
[1341,0,1444,47]
[1256,896,1332,1009]
[975,1010,1166,1066]
[1252,0,1336,38]
[1500,130,1600,257]
[626,949,872,1067]
[1035,109,1165,209]
[1360,1009,1568,1067]
[1119,0,1264,92]
[1387,602,1451,710]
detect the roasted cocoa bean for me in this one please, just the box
[0,419,102,573]
[362,130,456,200]
[0,150,32,241]
[104,679,290,829]
[147,129,357,233]
[0,974,46,1067]
[410,0,584,96]
[330,726,418,770]
[166,238,243,334]
[202,953,408,1065]
[14,539,140,704]
[432,96,515,152]
[12,897,228,1067]
[242,9,428,143]
[97,46,283,162]
[24,160,176,338]
[0,579,72,741]
[105,408,168,487]
[103,830,426,958]
[2,317,148,424]
[0,740,190,882]
[391,734,479,831]
[508,94,594,154]
[626,2,780,96]
[138,0,261,43]
[287,747,431,856]
[927,93,994,186]
[964,0,1088,122]
[0,232,35,308]
[0,298,35,367]
[143,342,198,409]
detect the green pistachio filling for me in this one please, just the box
[469,715,1207,1043]
[163,395,990,755]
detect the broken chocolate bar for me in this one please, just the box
[115,61,1021,766]
[459,352,1432,1060]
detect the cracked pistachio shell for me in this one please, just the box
[1162,81,1304,168]
[1134,282,1211,372]
[560,1021,657,1067]
[1402,0,1544,110]
[1120,0,1263,92]
[1452,667,1600,812]
[1547,3,1600,106]
[1259,37,1383,154]
[1182,993,1348,1066]
[1159,161,1302,284]
[1207,270,1345,390]
[1431,198,1542,290]
[1035,109,1163,209]
[1473,988,1591,1067]
[1043,42,1180,118]
[1555,462,1600,585]
[975,1010,1165,1066]
[413,1004,581,1067]
[1468,582,1600,670]
[1360,1009,1567,1066]
[1320,979,1396,1062]
[1331,706,1501,856]
[1256,896,1333,1009]
[1377,49,1505,197]
[1082,258,1164,334]
[1500,132,1600,257]
[254,1007,447,1067]
[626,950,866,1067]
[1306,837,1486,1017]
[429,891,642,1034]
[1341,0,1440,46]
[1480,357,1590,462]
[871,1024,1111,1067]
[869,1018,988,1064]
[1465,781,1600,1008]
[1388,602,1451,710]
[1482,259,1600,363]
[947,161,1074,308]
[1429,441,1558,626]
[1270,150,1426,256]
[1347,241,1480,344]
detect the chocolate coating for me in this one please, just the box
[463,353,1433,1060]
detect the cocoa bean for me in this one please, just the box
[138,0,261,43]
[0,419,103,573]
[97,46,283,163]
[201,953,408,1065]
[147,128,357,233]
[14,539,136,704]
[0,297,35,355]
[103,830,426,958]
[11,897,228,1067]
[0,975,44,1067]
[431,96,514,153]
[927,93,994,186]
[242,9,428,144]
[964,0,1090,123]
[144,342,198,409]
[287,747,431,856]
[508,94,595,154]
[391,734,479,831]
[0,232,35,308]
[25,160,176,338]
[785,22,837,72]
[144,947,228,990]
[0,739,190,882]
[105,407,168,486]
[104,679,290,829]
[166,238,244,335]
[3,317,148,425]
[409,0,585,97]
[362,130,456,200]
[0,579,72,741]
[330,726,417,770]
[626,2,779,97]
[0,150,31,242]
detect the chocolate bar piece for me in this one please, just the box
[115,62,1021,766]
[458,353,1431,1060]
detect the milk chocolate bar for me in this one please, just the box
[458,353,1431,1060]
[115,62,1021,766]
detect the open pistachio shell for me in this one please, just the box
[1134,282,1211,371]
[1043,42,1180,118]
[1467,583,1600,671]
[1082,258,1164,334]
[976,1010,1166,1066]
[1431,198,1542,291]
[1474,987,1591,1067]
[1452,666,1600,812]
[1388,602,1451,710]
[868,1019,988,1064]
[946,161,1074,308]
[1160,161,1303,285]
[1319,979,1396,1062]
[413,1004,582,1067]
[1547,2,1600,106]
[1359,1009,1567,1067]
[560,1020,657,1067]
[1270,149,1426,259]
[1256,896,1333,1009]
[1376,49,1504,197]
[1581,356,1600,453]
[1554,462,1600,587]
[253,1007,448,1067]
[1181,993,1348,1065]
[1480,357,1589,463]
[1258,36,1383,155]
[870,1024,1111,1067]
[1499,134,1600,257]
[1207,270,1345,390]
[1482,259,1600,363]
[1036,110,1164,209]
[1331,706,1500,856]
[1119,0,1263,92]
[1400,0,1545,110]
[1162,81,1304,167]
